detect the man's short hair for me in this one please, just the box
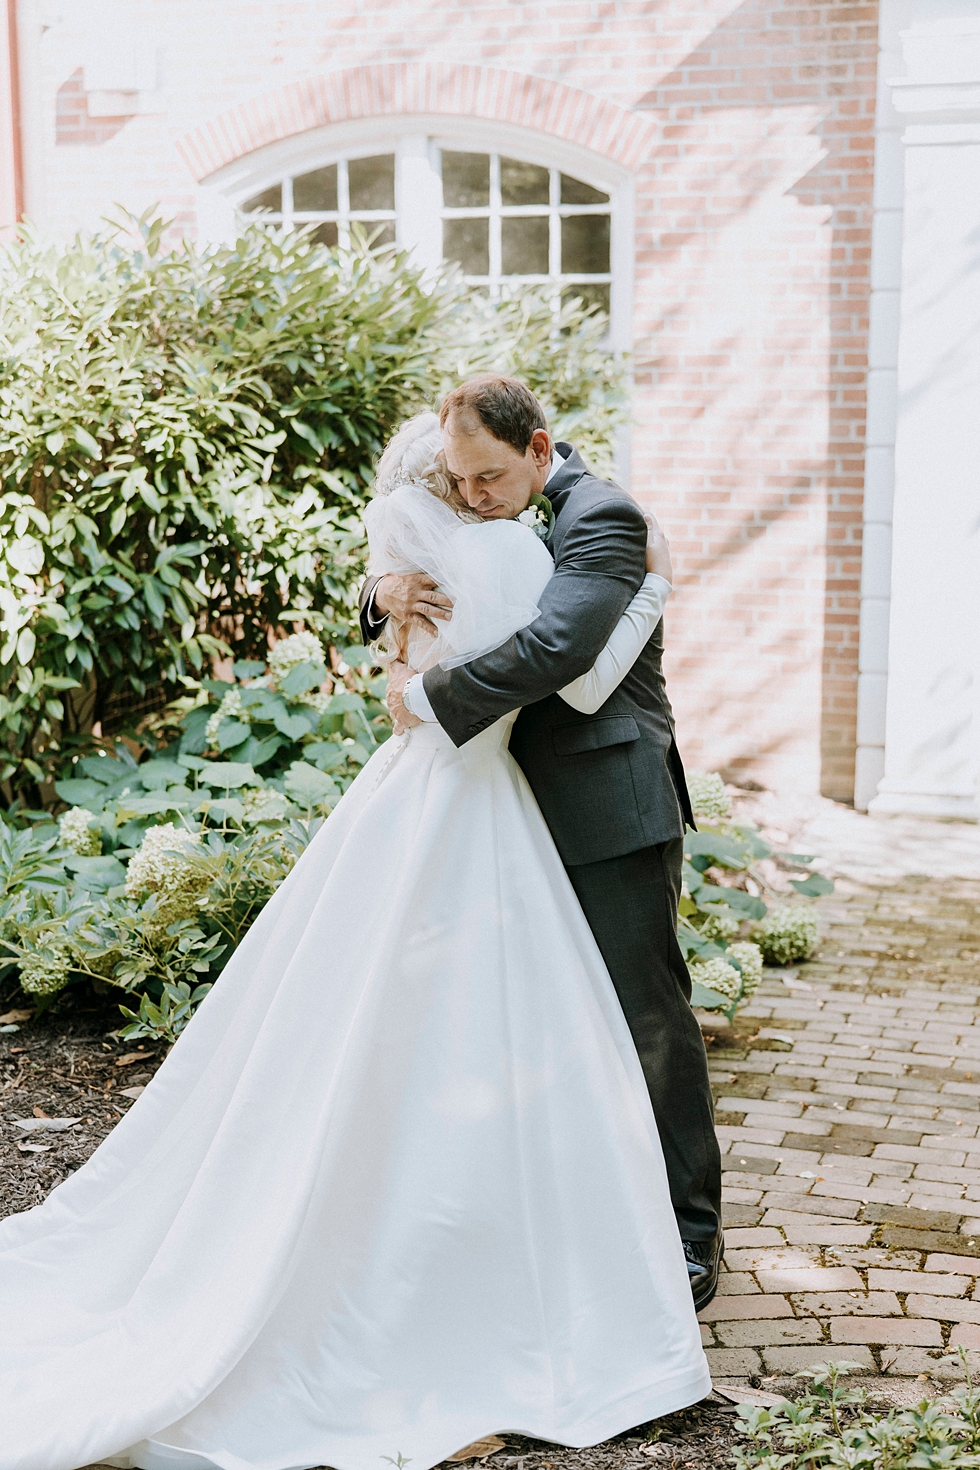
[439,376,548,457]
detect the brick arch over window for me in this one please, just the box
[176,63,657,183]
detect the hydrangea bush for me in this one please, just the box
[0,628,388,1040]
[681,771,833,1020]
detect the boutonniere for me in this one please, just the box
[516,493,555,541]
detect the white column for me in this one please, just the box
[855,0,912,809]
[870,0,980,819]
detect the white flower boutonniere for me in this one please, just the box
[516,493,555,541]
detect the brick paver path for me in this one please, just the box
[702,799,980,1384]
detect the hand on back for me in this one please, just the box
[643,513,672,583]
[375,572,453,634]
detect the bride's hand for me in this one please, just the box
[644,512,673,582]
[386,661,422,735]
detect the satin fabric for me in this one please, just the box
[0,715,710,1470]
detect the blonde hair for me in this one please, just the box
[373,411,477,519]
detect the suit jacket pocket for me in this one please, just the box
[553,714,640,757]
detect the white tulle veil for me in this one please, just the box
[364,412,553,672]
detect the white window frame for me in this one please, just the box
[200,116,635,352]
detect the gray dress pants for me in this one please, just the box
[566,837,722,1243]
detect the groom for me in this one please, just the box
[360,376,723,1308]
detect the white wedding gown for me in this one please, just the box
[0,501,710,1470]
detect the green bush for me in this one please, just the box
[0,626,391,1040]
[681,773,833,1019]
[0,213,628,807]
[733,1357,980,1470]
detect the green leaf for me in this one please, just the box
[690,980,732,1012]
[790,873,834,897]
[198,796,245,822]
[216,718,251,751]
[198,762,257,790]
[72,426,102,458]
[63,855,127,890]
[272,708,316,740]
[45,430,65,454]
[280,660,325,697]
[326,691,365,713]
[338,645,374,668]
[54,777,106,807]
[283,760,340,809]
[684,831,751,870]
[232,660,267,679]
[117,792,194,815]
[7,537,44,575]
[236,734,284,768]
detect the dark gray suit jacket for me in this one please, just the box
[359,444,693,867]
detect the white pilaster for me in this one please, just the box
[870,0,980,819]
[855,0,912,809]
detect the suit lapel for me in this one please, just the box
[543,443,589,551]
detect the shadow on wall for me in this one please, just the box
[636,0,877,803]
[56,69,130,146]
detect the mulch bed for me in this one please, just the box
[0,981,166,1219]
[3,983,745,1470]
[434,1405,745,1470]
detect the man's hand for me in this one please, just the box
[375,573,453,635]
[386,661,422,734]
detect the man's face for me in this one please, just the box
[442,412,552,520]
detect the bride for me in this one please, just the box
[0,413,710,1470]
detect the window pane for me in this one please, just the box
[561,215,610,274]
[501,216,549,275]
[293,164,338,213]
[442,151,489,208]
[561,283,611,319]
[242,183,282,214]
[348,154,395,211]
[560,174,610,205]
[443,217,489,275]
[312,221,339,248]
[500,157,549,206]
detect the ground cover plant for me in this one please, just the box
[681,773,833,1020]
[733,1358,980,1470]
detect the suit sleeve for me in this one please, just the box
[358,575,386,648]
[423,495,647,747]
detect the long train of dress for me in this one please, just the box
[0,715,710,1470]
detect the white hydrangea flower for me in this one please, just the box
[205,687,246,746]
[754,903,818,966]
[19,947,71,997]
[689,956,742,1000]
[687,770,732,824]
[295,687,331,713]
[125,823,209,934]
[699,907,740,942]
[728,940,763,997]
[268,632,324,688]
[58,806,101,856]
[240,787,289,822]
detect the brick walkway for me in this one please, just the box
[702,798,980,1384]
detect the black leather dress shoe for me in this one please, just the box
[684,1232,724,1312]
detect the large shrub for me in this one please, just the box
[0,213,628,806]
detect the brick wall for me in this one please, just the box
[26,0,880,798]
[634,0,878,798]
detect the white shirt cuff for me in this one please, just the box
[404,673,438,723]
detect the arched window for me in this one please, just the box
[238,137,618,328]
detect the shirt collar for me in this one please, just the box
[545,447,567,485]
